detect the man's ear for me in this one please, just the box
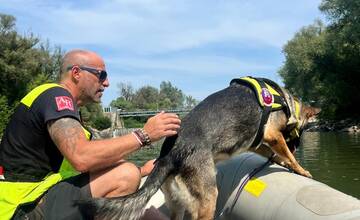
[71,66,81,81]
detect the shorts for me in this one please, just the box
[12,173,92,220]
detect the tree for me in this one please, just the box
[117,82,134,102]
[0,14,63,136]
[159,81,184,109]
[80,103,111,130]
[110,97,135,111]
[279,20,326,102]
[132,86,159,110]
[318,0,360,119]
[184,95,198,109]
[280,0,360,120]
[0,95,13,136]
[92,116,112,130]
[0,14,63,106]
[111,81,197,128]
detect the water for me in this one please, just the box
[295,132,360,198]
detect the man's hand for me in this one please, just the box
[143,111,181,142]
[140,159,156,176]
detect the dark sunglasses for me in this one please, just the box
[67,65,107,82]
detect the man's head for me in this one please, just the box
[60,49,109,106]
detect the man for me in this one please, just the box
[0,49,181,219]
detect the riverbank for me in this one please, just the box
[307,118,360,133]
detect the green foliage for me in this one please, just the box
[113,81,192,111]
[280,0,360,120]
[133,86,159,110]
[0,14,63,105]
[0,95,13,137]
[0,13,63,133]
[79,103,112,130]
[112,81,194,128]
[92,115,112,130]
[279,20,327,102]
[110,97,135,111]
[123,117,147,128]
[184,95,198,109]
[159,81,184,109]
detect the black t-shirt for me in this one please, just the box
[0,86,80,181]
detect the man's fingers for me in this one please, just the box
[163,123,180,131]
[157,112,179,119]
[162,117,181,125]
[163,130,178,136]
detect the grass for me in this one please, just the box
[126,142,162,166]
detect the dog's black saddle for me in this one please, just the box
[230,76,290,116]
[230,76,292,147]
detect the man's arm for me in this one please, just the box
[48,112,181,172]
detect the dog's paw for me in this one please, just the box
[300,170,313,178]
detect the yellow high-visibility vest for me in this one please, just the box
[0,83,91,220]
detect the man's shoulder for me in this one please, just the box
[40,86,76,112]
[41,85,73,99]
[29,84,79,122]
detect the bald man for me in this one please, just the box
[0,49,180,219]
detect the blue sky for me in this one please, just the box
[0,0,323,106]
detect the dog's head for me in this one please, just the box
[282,90,320,153]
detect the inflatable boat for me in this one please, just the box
[145,152,360,220]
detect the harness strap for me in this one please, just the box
[249,79,272,148]
[258,77,291,118]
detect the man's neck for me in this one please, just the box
[59,81,83,106]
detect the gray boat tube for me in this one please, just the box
[146,152,360,220]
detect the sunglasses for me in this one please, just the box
[67,65,107,82]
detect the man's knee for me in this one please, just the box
[113,162,142,192]
[89,161,142,197]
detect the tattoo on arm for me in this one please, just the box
[47,118,84,156]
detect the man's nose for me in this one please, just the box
[102,77,110,87]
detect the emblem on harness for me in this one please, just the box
[261,88,274,106]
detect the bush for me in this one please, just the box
[123,117,146,128]
[0,96,13,138]
[92,116,112,130]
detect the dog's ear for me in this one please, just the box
[305,106,321,119]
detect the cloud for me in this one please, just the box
[1,0,322,54]
[0,0,322,105]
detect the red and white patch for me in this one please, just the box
[55,96,74,111]
[261,88,274,107]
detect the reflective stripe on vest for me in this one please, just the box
[238,76,283,110]
[1,83,92,219]
[0,173,63,219]
[21,83,62,107]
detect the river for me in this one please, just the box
[296,132,360,198]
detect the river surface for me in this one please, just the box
[295,132,360,198]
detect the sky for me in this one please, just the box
[0,0,324,107]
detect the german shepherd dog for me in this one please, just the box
[80,77,319,220]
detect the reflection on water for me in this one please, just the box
[296,132,360,198]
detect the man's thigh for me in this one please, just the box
[12,173,92,220]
